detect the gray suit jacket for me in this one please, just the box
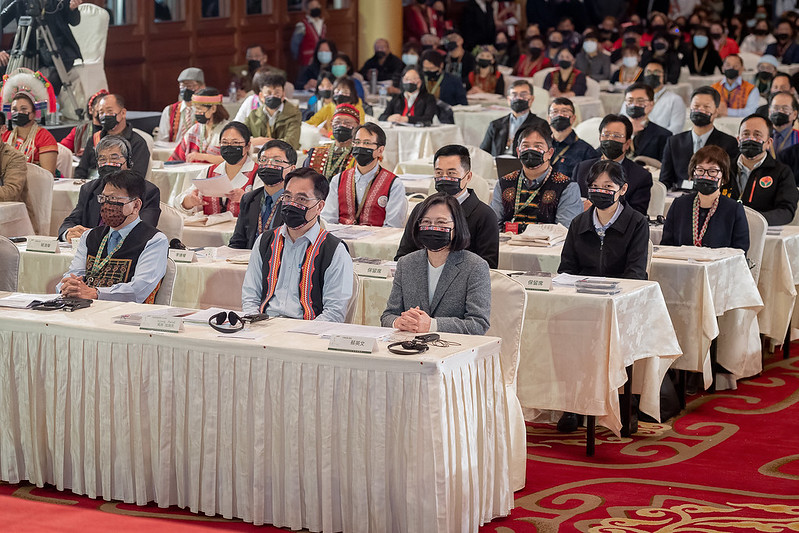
[381,249,491,335]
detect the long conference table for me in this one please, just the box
[0,297,514,531]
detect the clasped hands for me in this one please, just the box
[393,306,432,333]
[59,274,98,299]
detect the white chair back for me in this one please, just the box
[531,85,549,117]
[585,76,600,99]
[739,52,761,72]
[648,179,667,218]
[57,143,74,179]
[300,123,322,154]
[154,258,177,305]
[345,271,361,323]
[25,163,53,235]
[0,235,20,291]
[72,3,110,63]
[743,206,767,284]
[133,128,155,154]
[714,116,743,138]
[573,116,603,149]
[532,67,555,88]
[634,155,661,169]
[485,270,527,492]
[156,202,184,242]
[465,145,497,184]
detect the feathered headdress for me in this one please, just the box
[0,68,57,118]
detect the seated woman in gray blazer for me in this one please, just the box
[381,193,491,335]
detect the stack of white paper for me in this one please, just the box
[509,223,567,247]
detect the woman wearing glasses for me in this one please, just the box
[661,145,749,251]
[168,88,230,163]
[177,121,256,217]
[381,192,491,335]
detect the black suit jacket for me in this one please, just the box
[662,192,749,251]
[460,0,496,51]
[631,121,672,160]
[378,92,437,125]
[58,178,161,240]
[479,112,548,157]
[228,187,284,249]
[660,128,740,190]
[727,154,798,226]
[394,189,499,268]
[573,157,653,216]
[778,143,799,186]
[75,124,152,180]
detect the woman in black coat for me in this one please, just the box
[558,159,650,281]
[378,65,437,125]
[661,145,750,252]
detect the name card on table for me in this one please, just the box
[329,334,377,353]
[353,262,390,278]
[512,272,552,291]
[168,249,196,263]
[27,236,59,253]
[140,315,184,333]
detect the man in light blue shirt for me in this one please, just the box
[58,170,168,303]
[242,167,354,321]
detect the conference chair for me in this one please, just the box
[0,235,20,292]
[435,100,455,124]
[156,202,184,242]
[56,143,74,179]
[154,258,177,305]
[585,76,601,99]
[573,116,602,149]
[344,271,361,324]
[714,116,744,138]
[743,206,767,284]
[531,67,555,88]
[633,155,661,169]
[485,270,527,492]
[25,163,53,235]
[738,52,761,72]
[648,180,667,218]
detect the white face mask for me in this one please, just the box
[402,53,418,66]
[622,56,639,68]
[583,40,598,54]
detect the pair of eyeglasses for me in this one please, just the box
[281,194,319,207]
[258,157,290,166]
[208,311,270,333]
[96,194,133,205]
[693,168,721,178]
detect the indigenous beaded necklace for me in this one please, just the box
[692,193,719,247]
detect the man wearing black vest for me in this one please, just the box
[241,167,354,321]
[57,170,168,304]
[395,144,499,267]
[228,139,294,249]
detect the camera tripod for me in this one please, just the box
[7,14,82,120]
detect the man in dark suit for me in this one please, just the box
[480,79,547,156]
[624,82,672,161]
[573,114,653,215]
[661,86,739,191]
[229,140,294,249]
[59,135,161,242]
[420,50,468,107]
[548,97,598,179]
[459,0,496,54]
[395,144,499,268]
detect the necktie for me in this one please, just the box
[694,136,701,153]
[107,230,120,255]
[260,194,273,232]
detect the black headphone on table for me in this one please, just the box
[208,311,270,333]
[387,333,460,355]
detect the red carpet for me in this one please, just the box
[3,353,799,532]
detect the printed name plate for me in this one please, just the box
[27,236,59,253]
[512,272,552,291]
[168,249,196,263]
[140,315,184,333]
[329,334,377,353]
[353,262,390,278]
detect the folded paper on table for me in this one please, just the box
[192,174,234,197]
[0,293,61,308]
[288,321,396,340]
[652,245,740,262]
[509,223,568,247]
[226,254,251,264]
[183,211,235,227]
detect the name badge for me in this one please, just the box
[512,272,552,291]
[680,179,694,190]
[27,236,59,253]
[168,249,195,263]
[140,315,184,333]
[504,222,520,234]
[353,262,390,278]
[328,334,377,353]
[71,237,81,252]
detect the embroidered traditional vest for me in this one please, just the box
[307,145,356,180]
[300,19,326,66]
[202,163,257,217]
[337,166,397,226]
[84,223,161,304]
[258,227,342,320]
[712,80,756,110]
[498,169,572,225]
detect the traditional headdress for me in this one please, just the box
[0,68,56,119]
[333,103,361,123]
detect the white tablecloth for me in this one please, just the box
[181,220,236,248]
[151,163,211,207]
[0,300,513,530]
[152,141,178,162]
[0,202,33,238]
[51,180,83,237]
[379,123,464,172]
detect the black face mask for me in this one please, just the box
[549,41,563,49]
[626,105,646,119]
[180,88,194,102]
[754,29,769,37]
[375,51,386,60]
[332,126,353,142]
[248,59,261,73]
[194,113,208,124]
[724,68,740,80]
[332,94,350,106]
[220,145,245,165]
[402,82,418,93]
[417,226,451,251]
[519,148,546,169]
[495,42,508,51]
[653,42,667,51]
[100,113,119,132]
[11,112,30,128]
[757,71,774,82]
[444,41,458,52]
[550,115,571,132]
[600,139,625,160]
[351,146,375,166]
[91,123,102,134]
[771,111,791,127]
[435,177,462,195]
[309,7,322,18]
[710,33,723,40]
[557,59,572,70]
[265,96,282,110]
[528,47,542,59]
[476,58,493,68]
[740,139,764,158]
[317,89,333,100]
[777,33,790,42]
[282,201,313,229]
[642,74,661,89]
[510,99,529,113]
[693,178,719,195]
[98,162,123,179]
[588,188,617,210]
[690,110,712,127]
[257,165,284,186]
[424,70,439,81]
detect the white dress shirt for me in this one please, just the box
[321,165,408,227]
[241,221,354,320]
[57,217,169,303]
[176,158,256,214]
